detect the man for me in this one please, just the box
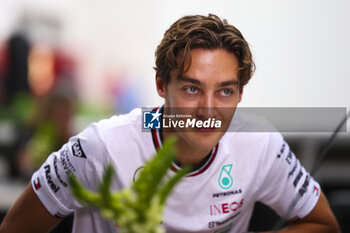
[0,14,340,233]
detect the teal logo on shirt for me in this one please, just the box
[218,164,233,190]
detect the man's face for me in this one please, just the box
[156,48,242,152]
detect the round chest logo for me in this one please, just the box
[218,164,233,190]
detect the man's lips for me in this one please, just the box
[195,127,216,132]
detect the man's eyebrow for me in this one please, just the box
[218,80,239,87]
[179,76,239,87]
[179,76,202,85]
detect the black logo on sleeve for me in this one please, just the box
[285,150,294,165]
[54,156,68,187]
[60,149,76,174]
[293,168,303,187]
[288,160,299,179]
[277,143,286,158]
[298,175,310,197]
[72,139,87,159]
[44,165,60,193]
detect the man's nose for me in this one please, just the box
[196,94,216,118]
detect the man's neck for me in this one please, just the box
[162,130,213,168]
[160,105,215,168]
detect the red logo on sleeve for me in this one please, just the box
[313,185,319,196]
[33,177,41,190]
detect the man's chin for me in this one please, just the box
[195,127,216,133]
[181,131,222,150]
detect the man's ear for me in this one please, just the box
[238,87,243,103]
[156,73,166,98]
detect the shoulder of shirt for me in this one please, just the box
[92,108,142,132]
[75,108,142,147]
[221,111,284,153]
[228,110,279,133]
[72,108,143,164]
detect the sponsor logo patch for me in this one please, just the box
[60,149,76,173]
[293,168,303,187]
[214,223,233,233]
[54,156,68,187]
[212,189,242,198]
[208,212,241,228]
[277,143,286,158]
[298,175,310,197]
[218,164,233,190]
[285,150,294,165]
[288,160,299,179]
[313,185,320,196]
[209,199,244,216]
[72,139,87,159]
[44,165,60,193]
[33,177,41,190]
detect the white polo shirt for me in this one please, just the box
[31,108,320,233]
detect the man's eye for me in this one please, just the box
[184,86,199,95]
[219,88,233,97]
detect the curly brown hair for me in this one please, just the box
[155,14,255,89]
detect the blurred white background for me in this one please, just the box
[1,0,349,108]
[1,2,350,231]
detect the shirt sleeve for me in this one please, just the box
[31,122,109,219]
[255,132,321,220]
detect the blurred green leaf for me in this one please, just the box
[69,136,189,233]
